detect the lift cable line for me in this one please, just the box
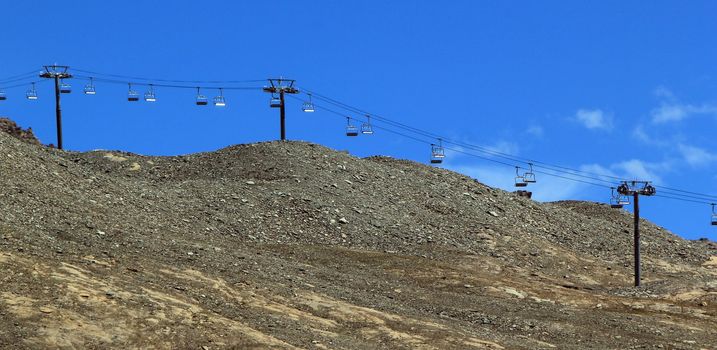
[296,87,717,202]
[653,194,715,205]
[72,75,264,91]
[289,94,615,190]
[289,94,717,208]
[0,69,43,83]
[299,89,630,187]
[0,79,46,91]
[298,86,717,201]
[71,68,266,85]
[652,192,717,203]
[298,87,627,183]
[0,74,42,85]
[656,186,717,201]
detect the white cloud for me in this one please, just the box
[632,125,652,143]
[651,104,689,123]
[653,86,676,100]
[526,125,544,138]
[631,124,672,147]
[579,164,620,182]
[445,157,673,203]
[651,103,717,123]
[677,143,717,167]
[443,140,519,160]
[581,159,670,185]
[575,109,613,130]
[448,164,585,202]
[485,141,519,155]
[650,86,717,123]
[611,159,668,184]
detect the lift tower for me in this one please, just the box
[263,78,298,141]
[39,65,72,150]
[617,181,656,287]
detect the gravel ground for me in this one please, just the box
[0,120,715,349]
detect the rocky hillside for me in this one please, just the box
[0,124,715,349]
[0,118,40,146]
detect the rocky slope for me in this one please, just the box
[0,124,715,349]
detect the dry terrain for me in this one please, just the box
[0,119,715,349]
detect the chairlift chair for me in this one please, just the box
[609,198,623,209]
[345,117,359,136]
[127,84,139,101]
[26,83,38,100]
[270,95,281,108]
[430,139,446,164]
[195,87,208,106]
[144,84,157,102]
[84,78,96,95]
[515,167,527,187]
[213,88,226,107]
[609,187,625,208]
[59,80,71,94]
[523,163,537,183]
[361,116,374,135]
[302,94,315,112]
[0,90,6,101]
[712,204,717,226]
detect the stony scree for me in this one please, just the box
[0,125,715,349]
[0,118,41,146]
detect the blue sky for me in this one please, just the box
[1,1,716,239]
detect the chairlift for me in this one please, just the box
[609,187,628,208]
[213,88,226,107]
[302,93,315,112]
[523,163,537,183]
[711,204,717,226]
[430,139,445,164]
[361,115,374,135]
[127,83,139,101]
[59,80,71,94]
[83,78,96,95]
[26,83,38,100]
[0,90,6,101]
[195,87,208,106]
[270,94,281,108]
[144,84,157,102]
[346,117,359,136]
[515,166,527,187]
